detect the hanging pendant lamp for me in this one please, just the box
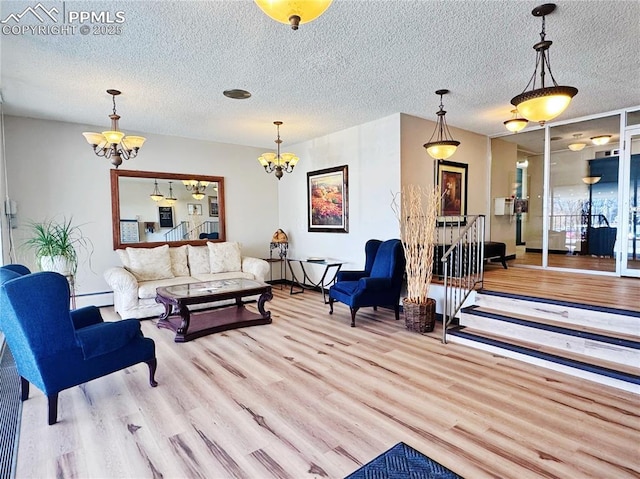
[510,4,578,125]
[254,0,333,30]
[150,180,164,202]
[503,109,528,133]
[423,89,460,160]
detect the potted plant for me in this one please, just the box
[392,185,441,332]
[24,217,93,276]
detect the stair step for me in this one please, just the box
[463,306,640,348]
[448,327,640,392]
[475,290,640,337]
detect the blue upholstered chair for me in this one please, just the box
[328,239,406,327]
[0,266,158,425]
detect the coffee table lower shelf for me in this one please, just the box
[157,305,271,343]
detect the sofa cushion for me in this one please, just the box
[138,276,201,299]
[126,245,174,281]
[208,241,241,273]
[169,245,190,277]
[187,245,210,275]
[116,249,131,269]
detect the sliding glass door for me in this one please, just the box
[621,127,640,277]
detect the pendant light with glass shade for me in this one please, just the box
[423,90,460,160]
[510,4,578,125]
[254,0,333,30]
[591,135,611,146]
[150,180,164,202]
[503,109,528,132]
[165,181,177,206]
[568,134,586,151]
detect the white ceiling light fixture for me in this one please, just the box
[591,135,611,146]
[510,4,578,125]
[568,134,586,151]
[150,180,164,202]
[165,181,177,206]
[254,0,333,30]
[423,89,460,160]
[258,121,299,180]
[82,89,146,168]
[503,109,528,133]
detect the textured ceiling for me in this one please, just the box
[1,0,639,150]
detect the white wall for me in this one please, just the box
[277,114,402,278]
[3,116,278,303]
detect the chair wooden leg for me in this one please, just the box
[329,297,334,314]
[48,393,58,425]
[394,304,400,321]
[373,306,377,311]
[20,377,29,401]
[146,358,158,387]
[350,308,359,327]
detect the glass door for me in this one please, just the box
[621,127,640,277]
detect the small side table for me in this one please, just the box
[263,258,287,289]
[287,258,343,304]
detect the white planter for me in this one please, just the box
[40,255,73,276]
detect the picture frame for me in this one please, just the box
[187,203,202,216]
[435,160,468,224]
[307,165,349,233]
[158,206,174,227]
[208,195,219,217]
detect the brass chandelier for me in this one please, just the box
[82,89,146,168]
[258,121,299,180]
[510,4,577,125]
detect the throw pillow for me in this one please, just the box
[169,245,189,277]
[187,245,210,275]
[208,241,242,273]
[115,249,131,269]
[126,245,174,281]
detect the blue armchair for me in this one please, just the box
[0,267,158,425]
[329,239,406,327]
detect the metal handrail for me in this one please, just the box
[440,215,485,344]
[164,221,189,242]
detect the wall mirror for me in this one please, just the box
[110,169,226,250]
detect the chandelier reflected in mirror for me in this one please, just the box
[82,89,146,168]
[258,121,299,180]
[183,180,209,200]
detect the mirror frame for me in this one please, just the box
[110,169,226,250]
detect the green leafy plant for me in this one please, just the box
[24,217,93,275]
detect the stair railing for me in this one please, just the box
[187,221,219,240]
[439,215,485,344]
[164,221,189,242]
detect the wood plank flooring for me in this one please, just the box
[15,287,640,478]
[482,264,640,312]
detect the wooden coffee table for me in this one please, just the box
[155,278,272,342]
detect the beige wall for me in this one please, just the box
[490,138,517,255]
[400,113,491,229]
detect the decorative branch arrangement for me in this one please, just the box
[391,185,441,304]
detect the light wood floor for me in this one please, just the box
[482,263,640,311]
[15,286,640,479]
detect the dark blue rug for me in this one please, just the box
[345,442,462,479]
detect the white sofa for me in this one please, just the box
[104,242,269,319]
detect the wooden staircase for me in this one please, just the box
[447,290,640,393]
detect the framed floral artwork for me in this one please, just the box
[307,165,349,233]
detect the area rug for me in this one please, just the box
[345,442,462,479]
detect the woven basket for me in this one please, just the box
[403,298,436,332]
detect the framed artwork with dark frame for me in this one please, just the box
[208,195,219,216]
[435,160,468,224]
[307,165,349,233]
